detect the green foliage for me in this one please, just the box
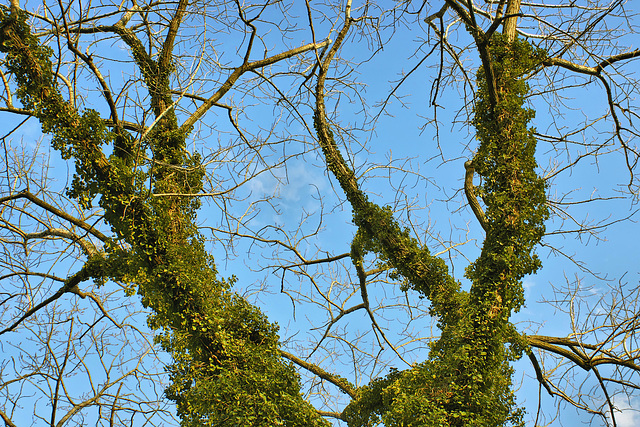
[341,34,546,427]
[344,357,523,427]
[0,8,326,427]
[0,7,116,207]
[469,35,549,311]
[164,291,328,427]
[350,201,465,326]
[3,6,551,425]
[343,369,401,427]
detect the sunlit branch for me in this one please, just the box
[180,40,331,133]
[280,350,357,399]
[56,1,121,131]
[317,410,343,420]
[543,50,640,76]
[22,227,98,256]
[464,160,488,232]
[308,303,366,358]
[0,409,17,427]
[592,365,618,427]
[159,0,189,80]
[0,190,108,242]
[0,262,99,335]
[528,335,640,371]
[526,351,554,396]
[445,0,499,109]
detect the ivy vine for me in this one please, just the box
[0,7,327,426]
[341,35,548,427]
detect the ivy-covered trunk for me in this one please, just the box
[451,34,549,426]
[0,6,327,427]
[315,17,548,427]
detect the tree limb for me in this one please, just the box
[180,40,330,133]
[0,262,98,335]
[0,190,108,242]
[464,160,488,232]
[543,49,640,76]
[280,350,357,398]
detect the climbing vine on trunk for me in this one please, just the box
[0,7,327,427]
[316,23,548,427]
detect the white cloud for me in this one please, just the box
[522,277,535,298]
[609,396,639,427]
[248,162,325,205]
[244,160,328,229]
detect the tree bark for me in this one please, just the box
[503,0,521,42]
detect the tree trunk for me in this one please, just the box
[503,0,522,42]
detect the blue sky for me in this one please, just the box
[1,1,639,426]
[196,2,640,425]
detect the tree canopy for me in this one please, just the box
[0,1,639,426]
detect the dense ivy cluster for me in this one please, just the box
[0,7,326,426]
[339,35,547,427]
[468,34,549,316]
[350,202,465,324]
